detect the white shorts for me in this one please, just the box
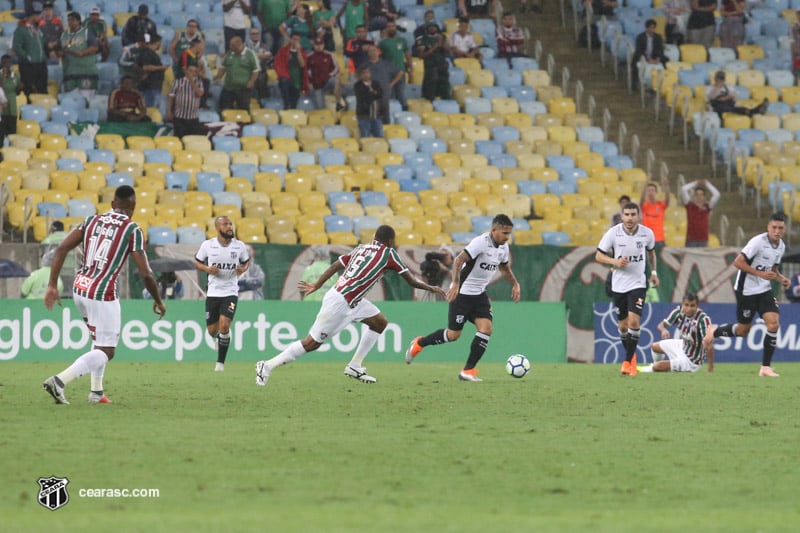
[308,289,380,343]
[73,294,121,347]
[656,338,700,373]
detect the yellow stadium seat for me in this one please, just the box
[561,141,590,158]
[530,193,561,217]
[466,69,494,87]
[535,86,564,104]
[448,113,476,128]
[153,136,182,152]
[548,125,577,143]
[491,97,519,115]
[50,170,79,193]
[17,119,41,139]
[421,111,449,128]
[529,167,560,182]
[331,137,360,153]
[461,125,490,142]
[476,112,503,129]
[548,97,577,117]
[453,84,482,106]
[522,69,551,87]
[259,150,289,166]
[723,113,751,132]
[535,114,563,128]
[95,133,125,151]
[279,109,308,126]
[241,137,270,153]
[679,44,708,64]
[736,45,765,66]
[221,109,252,123]
[750,86,778,104]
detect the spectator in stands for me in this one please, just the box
[707,70,768,117]
[223,0,252,52]
[217,35,260,111]
[379,20,411,111]
[22,250,63,300]
[122,4,157,47]
[13,2,48,96]
[354,64,383,138]
[337,0,368,42]
[274,33,308,109]
[313,0,337,52]
[107,75,149,122]
[344,24,374,75]
[640,177,671,248]
[137,33,168,108]
[680,179,720,247]
[719,0,745,49]
[416,21,450,102]
[662,0,690,45]
[686,0,716,49]
[632,19,665,90]
[449,17,482,61]
[238,245,265,300]
[84,7,109,61]
[306,36,341,110]
[0,83,6,150]
[246,26,274,100]
[413,10,441,41]
[793,10,800,82]
[38,1,62,65]
[0,55,21,138]
[257,0,292,56]
[169,19,205,77]
[300,245,337,302]
[610,194,631,227]
[496,12,527,67]
[167,64,204,137]
[458,0,496,19]
[365,43,402,125]
[367,0,398,32]
[785,272,800,303]
[280,3,316,51]
[59,12,99,98]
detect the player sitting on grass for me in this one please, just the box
[639,292,715,373]
[255,225,445,387]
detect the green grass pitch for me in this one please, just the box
[2,361,799,532]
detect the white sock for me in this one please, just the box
[90,363,106,392]
[57,349,109,385]
[266,340,308,370]
[640,365,654,373]
[349,329,381,368]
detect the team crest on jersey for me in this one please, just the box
[456,315,465,324]
[37,476,70,511]
[636,241,643,249]
[230,251,237,259]
[227,302,236,312]
[743,309,752,318]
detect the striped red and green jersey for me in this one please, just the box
[663,306,713,364]
[334,240,407,306]
[72,211,145,301]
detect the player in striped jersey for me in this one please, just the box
[42,186,166,405]
[255,225,445,386]
[405,214,521,382]
[704,213,791,377]
[639,293,715,373]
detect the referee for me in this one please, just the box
[167,63,203,138]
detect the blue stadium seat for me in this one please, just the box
[106,172,134,187]
[471,215,494,233]
[56,158,84,172]
[489,154,517,168]
[605,155,634,170]
[507,85,537,102]
[177,226,207,244]
[20,105,48,123]
[324,214,353,233]
[432,99,460,114]
[352,215,381,235]
[212,136,242,153]
[397,178,429,194]
[389,138,417,154]
[360,191,389,207]
[149,226,178,245]
[557,168,588,183]
[394,111,422,127]
[212,191,243,209]
[480,86,508,99]
[165,171,191,191]
[67,135,94,151]
[67,199,96,217]
[77,108,100,122]
[475,140,504,157]
[386,165,414,181]
[268,124,297,139]
[417,138,447,154]
[41,122,69,136]
[327,191,357,209]
[589,141,619,159]
[542,231,571,246]
[196,172,225,193]
[491,126,520,143]
[230,163,257,182]
[317,148,346,168]
[323,125,351,141]
[49,106,78,123]
[38,202,68,218]
[577,126,604,143]
[242,123,268,137]
[510,57,538,71]
[449,67,466,86]
[517,180,547,195]
[414,165,442,180]
[144,149,173,164]
[546,181,577,197]
[407,125,436,140]
[546,155,575,171]
[464,97,492,115]
[87,149,116,166]
[451,231,478,244]
[495,70,523,88]
[288,151,315,170]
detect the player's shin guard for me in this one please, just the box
[350,328,381,367]
[763,331,777,367]
[714,324,737,337]
[625,328,641,361]
[217,332,230,364]
[464,332,490,370]
[420,329,449,347]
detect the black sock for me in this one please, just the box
[464,332,490,370]
[626,328,641,361]
[218,332,230,364]
[420,329,448,347]
[763,331,777,367]
[714,324,736,338]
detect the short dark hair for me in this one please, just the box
[492,214,514,228]
[683,292,699,303]
[623,202,640,214]
[68,12,81,23]
[458,16,470,24]
[374,225,395,244]
[770,212,787,223]
[115,185,136,202]
[645,19,656,28]
[355,24,366,30]
[618,195,631,203]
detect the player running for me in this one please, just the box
[42,185,166,405]
[194,216,251,372]
[405,214,521,382]
[255,225,445,386]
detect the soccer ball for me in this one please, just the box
[505,354,530,378]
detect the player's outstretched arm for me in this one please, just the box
[299,261,343,297]
[704,337,715,373]
[132,251,166,318]
[400,271,446,297]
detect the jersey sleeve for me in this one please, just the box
[195,241,209,263]
[129,223,145,253]
[698,311,711,339]
[338,252,351,269]
[597,227,614,255]
[740,235,760,261]
[646,227,656,251]
[388,248,408,274]
[240,243,250,264]
[663,306,681,326]
[464,234,485,259]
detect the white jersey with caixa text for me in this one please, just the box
[736,232,785,296]
[195,237,250,297]
[458,232,511,296]
[597,223,656,293]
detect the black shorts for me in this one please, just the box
[613,288,647,321]
[735,290,779,324]
[448,293,493,331]
[205,296,239,325]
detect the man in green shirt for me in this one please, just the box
[0,54,20,138]
[215,35,259,111]
[300,246,338,302]
[59,12,99,96]
[22,250,63,299]
[378,20,411,110]
[84,7,109,61]
[257,0,291,55]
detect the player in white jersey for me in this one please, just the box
[194,216,251,372]
[639,292,715,373]
[595,202,658,377]
[255,225,445,386]
[42,186,167,405]
[704,213,791,377]
[405,214,521,382]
